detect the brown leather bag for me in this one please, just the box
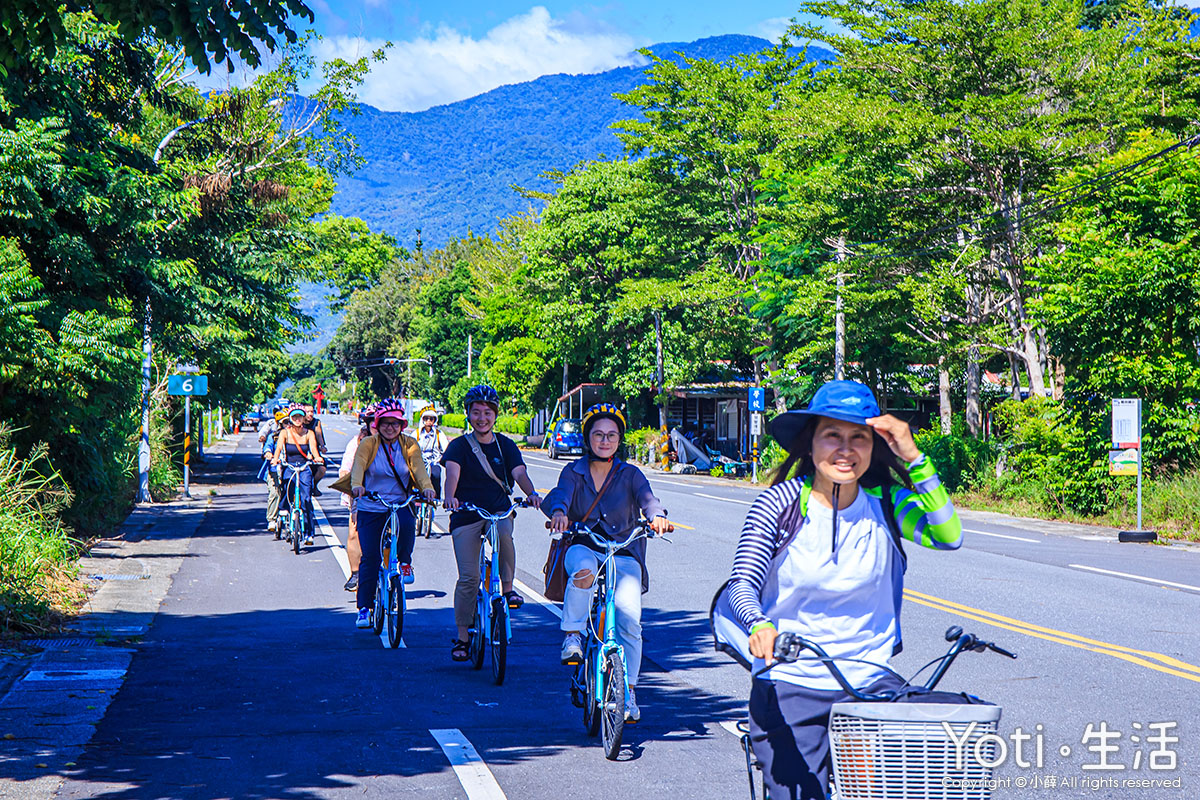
[542,466,613,602]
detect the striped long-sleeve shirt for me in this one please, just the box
[728,455,962,636]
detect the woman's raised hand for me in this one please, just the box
[866,414,921,463]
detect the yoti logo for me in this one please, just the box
[842,397,860,405]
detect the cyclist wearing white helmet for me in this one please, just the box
[443,384,541,662]
[338,403,377,593]
[409,405,450,498]
[348,398,436,629]
[543,403,672,723]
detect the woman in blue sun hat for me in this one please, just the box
[727,379,963,800]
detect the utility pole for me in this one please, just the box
[835,236,847,381]
[655,310,668,471]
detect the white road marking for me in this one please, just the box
[24,669,127,682]
[719,720,746,738]
[694,492,755,506]
[430,728,508,800]
[311,498,351,579]
[512,578,563,620]
[1069,564,1200,593]
[963,528,1039,543]
[313,497,404,648]
[522,462,561,472]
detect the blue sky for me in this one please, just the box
[196,3,829,112]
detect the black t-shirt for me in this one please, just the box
[444,432,525,527]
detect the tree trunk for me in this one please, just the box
[834,236,846,380]
[966,344,982,436]
[938,356,952,435]
[1008,353,1023,401]
[655,310,666,433]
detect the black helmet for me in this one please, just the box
[463,384,500,413]
[581,403,626,460]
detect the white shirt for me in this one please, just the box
[756,487,898,692]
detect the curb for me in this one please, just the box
[0,435,243,800]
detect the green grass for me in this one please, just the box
[0,428,84,635]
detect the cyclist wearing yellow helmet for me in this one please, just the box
[542,403,673,723]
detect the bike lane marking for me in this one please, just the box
[905,588,1200,683]
[1068,563,1200,593]
[695,492,755,506]
[313,498,403,648]
[963,528,1039,543]
[430,728,508,800]
[311,498,352,579]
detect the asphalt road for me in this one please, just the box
[47,417,1200,799]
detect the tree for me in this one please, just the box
[0,0,314,75]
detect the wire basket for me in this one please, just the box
[829,702,1003,800]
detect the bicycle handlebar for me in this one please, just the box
[454,499,532,521]
[765,625,1017,701]
[363,491,433,511]
[545,518,672,549]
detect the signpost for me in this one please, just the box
[749,387,765,483]
[1111,398,1154,542]
[168,369,208,498]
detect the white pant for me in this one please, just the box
[561,545,643,686]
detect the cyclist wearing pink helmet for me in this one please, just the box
[347,398,435,629]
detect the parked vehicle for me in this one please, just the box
[240,408,262,427]
[328,400,340,415]
[548,418,583,460]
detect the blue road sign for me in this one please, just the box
[749,386,765,412]
[168,375,208,396]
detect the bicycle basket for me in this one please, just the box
[829,702,1002,800]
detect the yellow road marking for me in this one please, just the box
[906,589,1200,684]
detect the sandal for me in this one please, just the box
[451,639,470,662]
[505,590,524,609]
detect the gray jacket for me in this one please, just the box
[542,457,665,592]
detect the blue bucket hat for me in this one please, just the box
[769,380,881,448]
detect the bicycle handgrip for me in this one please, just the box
[989,643,1018,659]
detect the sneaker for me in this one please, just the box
[344,571,359,592]
[400,564,415,585]
[311,487,323,497]
[625,687,640,723]
[268,519,278,532]
[355,608,371,629]
[561,632,583,664]
[304,534,314,546]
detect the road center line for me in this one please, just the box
[694,492,755,506]
[1068,564,1200,593]
[963,528,1039,543]
[430,728,508,800]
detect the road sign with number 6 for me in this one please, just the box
[168,375,208,396]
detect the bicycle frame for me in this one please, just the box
[364,492,426,648]
[458,500,528,683]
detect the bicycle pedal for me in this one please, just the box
[563,658,582,666]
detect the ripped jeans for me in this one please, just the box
[561,544,643,686]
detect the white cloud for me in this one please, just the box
[310,6,646,113]
[757,13,854,45]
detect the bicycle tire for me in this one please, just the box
[292,510,302,555]
[422,506,433,538]
[601,651,626,760]
[469,601,485,670]
[490,597,507,685]
[387,574,403,648]
[583,642,601,736]
[372,578,385,635]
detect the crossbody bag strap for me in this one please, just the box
[576,462,616,523]
[466,432,510,494]
[380,438,414,494]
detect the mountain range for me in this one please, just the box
[296,34,818,353]
[328,34,814,248]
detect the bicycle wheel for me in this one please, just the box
[468,600,485,670]
[386,574,403,648]
[583,643,601,736]
[489,597,507,685]
[372,577,385,635]
[600,651,626,760]
[292,508,302,555]
[422,506,433,538]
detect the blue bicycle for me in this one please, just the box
[553,519,669,760]
[365,492,430,648]
[458,500,530,685]
[276,462,313,556]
